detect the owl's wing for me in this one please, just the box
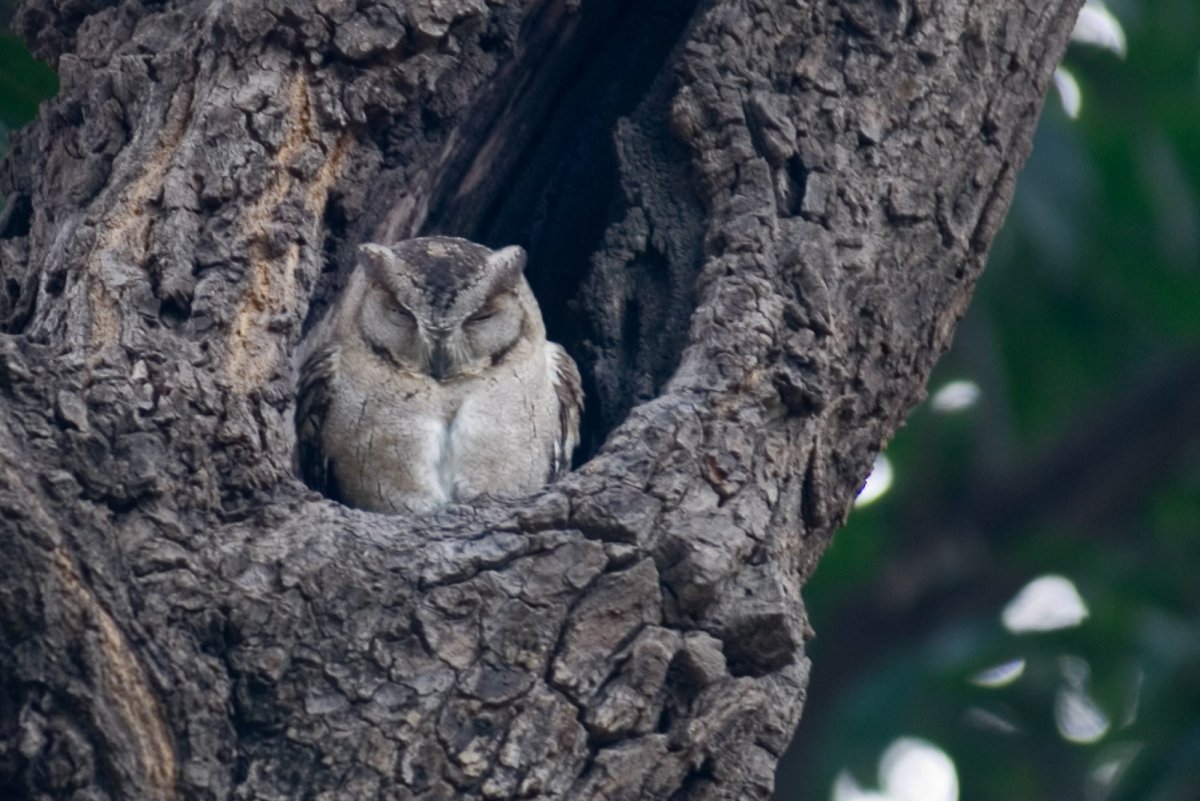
[547,342,583,480]
[296,340,341,500]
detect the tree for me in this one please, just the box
[0,0,1081,798]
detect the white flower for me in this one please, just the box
[855,454,894,507]
[1002,575,1089,633]
[833,739,959,801]
[930,380,981,413]
[1054,68,1083,119]
[1071,2,1127,58]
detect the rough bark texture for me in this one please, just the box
[0,0,1079,799]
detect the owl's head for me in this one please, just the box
[353,237,538,380]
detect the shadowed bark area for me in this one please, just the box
[0,0,1080,799]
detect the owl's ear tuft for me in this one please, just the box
[358,243,397,283]
[359,242,392,267]
[486,245,527,290]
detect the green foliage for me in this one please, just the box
[0,31,56,155]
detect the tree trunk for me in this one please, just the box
[0,0,1079,799]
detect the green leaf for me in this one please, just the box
[0,33,58,130]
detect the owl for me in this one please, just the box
[295,237,583,514]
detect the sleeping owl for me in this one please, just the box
[295,237,583,513]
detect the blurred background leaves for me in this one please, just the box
[0,0,1196,799]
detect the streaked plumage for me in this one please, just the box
[296,237,582,513]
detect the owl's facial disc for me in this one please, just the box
[355,240,530,380]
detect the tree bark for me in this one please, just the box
[0,0,1079,799]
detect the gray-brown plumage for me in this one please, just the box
[296,237,583,513]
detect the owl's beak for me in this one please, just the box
[428,334,454,380]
